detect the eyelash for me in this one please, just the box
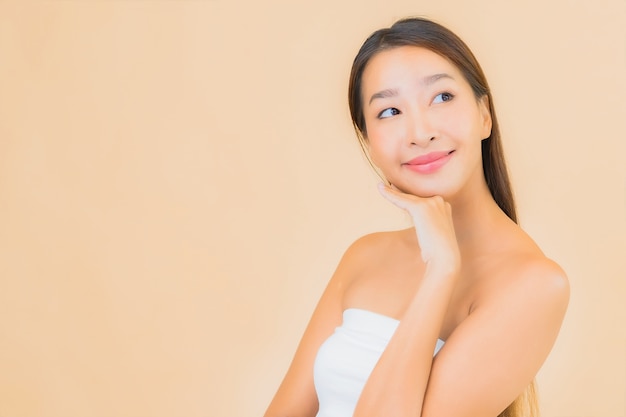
[433,92,454,104]
[376,92,455,119]
[377,108,401,119]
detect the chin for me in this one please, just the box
[394,183,455,199]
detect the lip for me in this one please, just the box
[403,150,454,174]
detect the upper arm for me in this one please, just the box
[422,259,570,417]
[264,236,372,417]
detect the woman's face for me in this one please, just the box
[361,46,492,200]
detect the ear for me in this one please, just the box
[478,95,492,139]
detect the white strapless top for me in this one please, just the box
[313,308,444,417]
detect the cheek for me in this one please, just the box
[438,109,483,143]
[366,141,384,167]
[366,121,402,151]
[365,129,398,168]
[363,128,384,165]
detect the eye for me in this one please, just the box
[433,92,454,104]
[377,108,401,119]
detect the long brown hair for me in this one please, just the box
[347,17,536,416]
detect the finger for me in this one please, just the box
[377,183,420,210]
[377,182,421,200]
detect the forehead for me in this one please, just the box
[361,46,465,94]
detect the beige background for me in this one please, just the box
[1,1,625,416]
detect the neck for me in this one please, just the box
[447,175,513,250]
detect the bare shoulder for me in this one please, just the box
[341,228,421,275]
[341,228,414,265]
[515,254,569,292]
[347,228,412,251]
[510,232,568,296]
[342,231,401,263]
[512,253,569,310]
[474,233,570,319]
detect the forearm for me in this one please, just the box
[353,265,457,417]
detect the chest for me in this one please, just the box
[341,255,479,341]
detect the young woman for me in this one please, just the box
[264,17,569,417]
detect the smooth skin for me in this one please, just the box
[264,47,569,417]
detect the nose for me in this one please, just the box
[405,111,436,147]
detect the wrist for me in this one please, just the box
[424,257,461,281]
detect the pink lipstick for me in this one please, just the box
[404,151,454,174]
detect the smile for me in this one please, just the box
[403,150,454,174]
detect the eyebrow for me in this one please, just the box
[423,72,454,85]
[368,73,455,105]
[368,88,398,105]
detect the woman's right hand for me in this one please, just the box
[377,183,461,277]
